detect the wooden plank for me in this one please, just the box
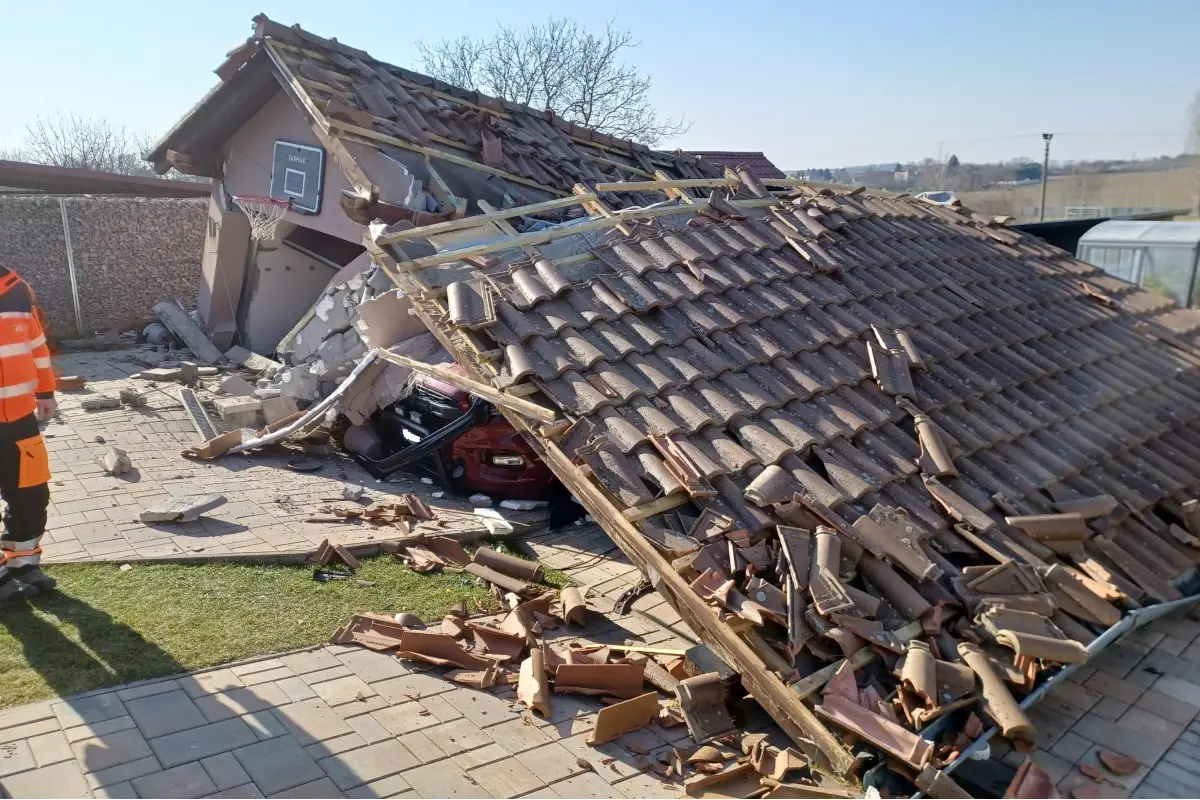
[389,201,700,273]
[593,177,738,192]
[477,199,541,259]
[425,159,466,219]
[328,119,566,197]
[573,183,630,235]
[375,349,557,424]
[654,170,696,204]
[375,194,592,245]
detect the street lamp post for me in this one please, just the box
[1039,133,1053,221]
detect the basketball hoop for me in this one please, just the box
[232,195,292,241]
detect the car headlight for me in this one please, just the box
[490,454,525,466]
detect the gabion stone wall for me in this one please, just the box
[0,196,205,337]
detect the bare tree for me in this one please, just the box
[418,19,688,146]
[22,114,156,175]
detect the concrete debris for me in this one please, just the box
[212,396,262,428]
[136,367,182,381]
[219,375,257,396]
[133,350,172,367]
[153,300,224,364]
[225,346,282,376]
[81,396,121,411]
[499,499,548,511]
[342,484,365,502]
[140,493,226,523]
[179,361,199,383]
[469,493,493,508]
[97,446,131,475]
[56,375,86,391]
[261,395,299,425]
[473,508,514,536]
[118,389,146,407]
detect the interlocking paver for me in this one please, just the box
[28,729,72,767]
[244,710,289,740]
[280,650,342,676]
[268,776,346,798]
[233,735,327,795]
[301,665,354,686]
[396,730,447,764]
[446,688,520,728]
[126,689,208,739]
[484,717,555,755]
[400,762,486,799]
[149,717,259,768]
[419,718,491,756]
[612,772,680,799]
[310,675,376,707]
[203,751,254,791]
[318,739,420,790]
[335,649,410,684]
[304,733,368,761]
[345,714,391,745]
[71,726,154,774]
[270,699,355,747]
[117,679,182,702]
[0,740,36,777]
[548,771,615,799]
[65,714,137,743]
[470,758,544,797]
[1,760,91,798]
[93,780,138,798]
[512,741,588,785]
[131,761,218,798]
[1153,675,1200,707]
[84,756,163,790]
[207,784,266,799]
[195,684,292,722]
[179,669,245,699]
[373,673,454,703]
[1049,731,1094,764]
[53,692,127,728]
[343,774,412,799]
[450,743,509,771]
[276,677,319,704]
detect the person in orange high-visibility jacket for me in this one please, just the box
[0,266,57,601]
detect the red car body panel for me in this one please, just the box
[414,368,556,499]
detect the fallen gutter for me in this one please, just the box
[908,569,1200,798]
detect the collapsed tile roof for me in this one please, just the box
[149,15,724,206]
[688,151,788,180]
[387,182,1200,770]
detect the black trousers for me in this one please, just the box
[0,413,49,581]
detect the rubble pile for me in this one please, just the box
[274,264,401,402]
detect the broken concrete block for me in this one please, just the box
[343,485,364,502]
[136,367,181,381]
[209,321,237,351]
[198,367,220,377]
[254,387,282,400]
[212,396,263,428]
[500,499,549,511]
[81,396,121,411]
[261,395,299,425]
[225,346,283,375]
[469,493,493,508]
[133,350,170,367]
[314,292,351,331]
[317,334,347,365]
[57,375,86,391]
[118,389,146,407]
[97,447,131,476]
[179,361,199,383]
[279,367,318,401]
[140,493,226,523]
[220,375,257,396]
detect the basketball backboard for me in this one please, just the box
[270,140,324,214]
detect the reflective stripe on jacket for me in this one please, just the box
[0,269,54,421]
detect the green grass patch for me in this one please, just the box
[0,557,507,709]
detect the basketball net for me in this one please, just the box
[232,195,292,241]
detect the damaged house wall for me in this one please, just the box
[240,224,340,353]
[211,91,424,351]
[0,195,205,336]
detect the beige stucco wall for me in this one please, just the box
[241,222,338,352]
[198,195,250,337]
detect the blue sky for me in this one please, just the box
[3,0,1197,169]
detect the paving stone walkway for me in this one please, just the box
[41,350,446,563]
[0,601,717,799]
[984,609,1200,798]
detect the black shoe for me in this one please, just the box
[0,580,38,601]
[17,568,55,591]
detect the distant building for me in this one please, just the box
[686,151,786,180]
